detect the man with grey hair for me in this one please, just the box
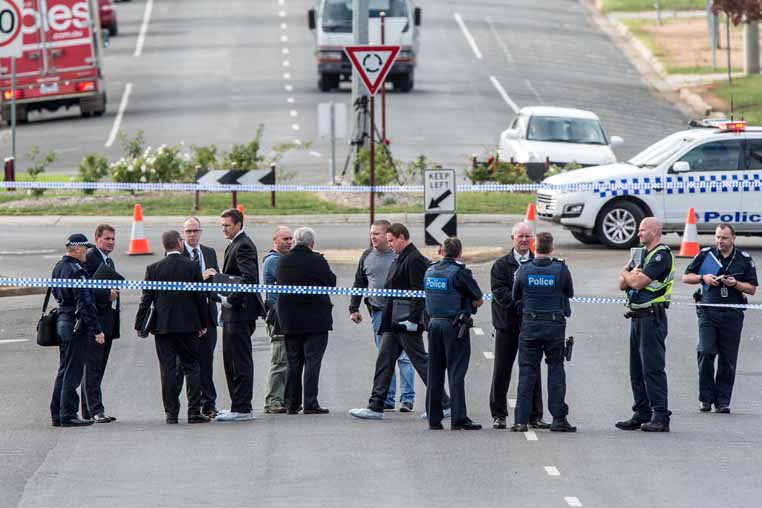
[276,227,337,414]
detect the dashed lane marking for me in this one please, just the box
[287,97,295,103]
[524,431,538,441]
[525,79,543,103]
[473,327,484,335]
[564,497,583,507]
[105,82,133,148]
[309,151,323,157]
[545,466,560,476]
[282,48,290,55]
[278,10,286,17]
[489,76,519,114]
[291,124,300,131]
[485,15,514,63]
[282,60,291,67]
[0,339,28,345]
[280,22,288,30]
[283,72,291,79]
[281,35,288,42]
[290,110,298,117]
[454,13,482,60]
[134,0,154,57]
[483,351,494,360]
[285,84,294,92]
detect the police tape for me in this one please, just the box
[2,176,762,194]
[2,277,761,310]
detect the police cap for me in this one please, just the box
[66,233,95,248]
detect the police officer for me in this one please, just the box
[682,223,757,414]
[50,234,105,427]
[617,217,673,433]
[424,237,484,430]
[510,232,576,433]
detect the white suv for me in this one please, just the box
[537,121,762,248]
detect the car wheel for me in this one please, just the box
[318,73,339,92]
[109,20,118,36]
[571,231,600,245]
[595,200,644,249]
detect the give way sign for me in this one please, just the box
[0,0,22,58]
[344,45,400,96]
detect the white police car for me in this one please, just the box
[536,120,762,248]
[498,107,623,167]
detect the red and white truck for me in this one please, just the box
[0,0,107,124]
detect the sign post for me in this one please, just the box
[0,0,24,171]
[344,44,400,225]
[424,169,457,245]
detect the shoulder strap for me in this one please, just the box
[42,287,52,313]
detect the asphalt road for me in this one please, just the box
[1,220,762,507]
[3,0,688,182]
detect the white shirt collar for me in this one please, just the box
[167,251,181,256]
[232,228,245,241]
[513,249,531,264]
[96,248,109,262]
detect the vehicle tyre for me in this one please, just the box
[394,73,413,92]
[595,200,645,249]
[318,73,339,92]
[109,20,118,36]
[16,106,28,124]
[571,230,600,245]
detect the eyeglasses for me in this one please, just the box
[184,229,201,234]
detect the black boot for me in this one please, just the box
[550,416,577,432]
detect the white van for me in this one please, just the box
[308,0,421,92]
[536,121,762,248]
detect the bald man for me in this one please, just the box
[617,218,674,433]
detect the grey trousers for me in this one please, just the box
[264,335,288,407]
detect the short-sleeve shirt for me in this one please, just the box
[685,247,758,305]
[454,265,483,304]
[641,246,672,283]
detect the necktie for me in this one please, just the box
[192,248,201,269]
[106,257,114,269]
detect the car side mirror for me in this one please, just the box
[308,9,316,30]
[414,7,422,26]
[672,161,691,173]
[610,135,623,148]
[502,128,519,140]
[101,29,110,48]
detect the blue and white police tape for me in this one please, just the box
[2,175,762,194]
[2,277,761,310]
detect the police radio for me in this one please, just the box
[564,336,574,362]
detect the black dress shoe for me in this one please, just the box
[492,417,507,429]
[550,417,577,433]
[615,417,648,431]
[188,413,211,424]
[529,419,551,430]
[93,413,116,423]
[429,423,444,430]
[510,423,528,432]
[166,416,179,424]
[715,405,731,414]
[303,407,330,415]
[700,402,712,412]
[61,418,94,427]
[204,409,220,419]
[452,418,482,430]
[641,421,670,432]
[286,408,300,415]
[51,420,61,427]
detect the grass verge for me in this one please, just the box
[602,0,704,12]
[712,75,762,125]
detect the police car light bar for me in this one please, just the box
[718,120,746,132]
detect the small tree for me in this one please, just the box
[712,0,762,83]
[25,146,56,198]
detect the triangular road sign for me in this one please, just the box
[344,45,401,96]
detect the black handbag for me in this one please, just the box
[36,288,59,347]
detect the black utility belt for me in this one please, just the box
[429,316,457,320]
[627,308,655,318]
[522,312,565,323]
[701,305,743,313]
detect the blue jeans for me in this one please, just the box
[371,310,415,405]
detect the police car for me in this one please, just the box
[536,120,762,248]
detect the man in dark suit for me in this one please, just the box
[216,208,263,422]
[181,216,221,418]
[276,227,336,414]
[134,230,210,424]
[82,224,119,423]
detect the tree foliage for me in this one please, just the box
[712,0,762,24]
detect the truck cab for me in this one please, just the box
[537,120,762,248]
[308,0,421,92]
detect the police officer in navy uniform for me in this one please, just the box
[424,237,484,430]
[510,232,576,433]
[50,234,105,427]
[682,223,757,414]
[617,218,674,433]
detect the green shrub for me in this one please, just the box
[221,126,265,170]
[25,146,56,197]
[352,144,398,186]
[78,154,109,194]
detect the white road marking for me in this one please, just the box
[287,97,295,103]
[482,351,494,359]
[285,84,294,92]
[0,339,27,345]
[485,16,514,63]
[0,249,56,255]
[293,138,302,145]
[454,13,482,60]
[489,76,519,114]
[525,79,543,103]
[278,0,285,5]
[281,35,289,42]
[309,151,323,157]
[283,72,291,79]
[134,0,154,57]
[282,60,290,67]
[524,431,538,441]
[105,82,133,148]
[291,124,300,131]
[545,466,560,476]
[278,10,286,17]
[282,48,290,55]
[290,110,298,117]
[280,22,288,30]
[508,398,516,408]
[473,327,484,335]
[564,497,583,507]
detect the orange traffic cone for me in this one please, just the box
[127,204,153,256]
[525,202,537,253]
[678,208,700,258]
[237,204,245,218]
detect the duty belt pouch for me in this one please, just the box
[391,299,411,323]
[36,288,59,347]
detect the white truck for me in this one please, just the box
[536,120,762,248]
[308,0,421,92]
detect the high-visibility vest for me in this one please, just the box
[627,244,674,310]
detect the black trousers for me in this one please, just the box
[697,308,743,406]
[155,333,202,417]
[222,320,255,414]
[81,337,113,419]
[490,326,543,420]
[427,319,470,426]
[368,330,450,413]
[629,314,671,425]
[50,316,86,422]
[174,326,218,413]
[284,333,329,410]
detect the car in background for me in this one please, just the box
[498,106,623,167]
[99,0,118,36]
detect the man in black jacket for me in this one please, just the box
[181,216,221,418]
[489,222,547,430]
[216,208,263,422]
[350,223,449,420]
[134,230,210,424]
[276,227,336,414]
[82,224,119,423]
